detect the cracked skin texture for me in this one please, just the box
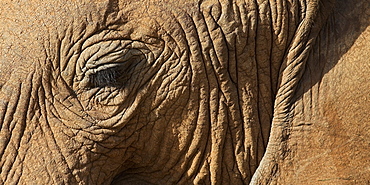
[0,0,368,184]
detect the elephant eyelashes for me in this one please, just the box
[85,52,145,89]
[89,67,123,88]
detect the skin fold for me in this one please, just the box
[0,0,368,184]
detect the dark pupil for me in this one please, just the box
[90,67,122,88]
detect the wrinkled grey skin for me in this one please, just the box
[0,0,369,184]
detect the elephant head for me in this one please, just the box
[0,0,369,184]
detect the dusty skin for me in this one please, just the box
[0,0,369,184]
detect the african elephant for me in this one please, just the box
[0,0,369,184]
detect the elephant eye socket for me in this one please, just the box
[89,67,123,88]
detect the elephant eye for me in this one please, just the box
[83,52,145,90]
[89,67,123,88]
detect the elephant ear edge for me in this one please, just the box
[250,0,336,184]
